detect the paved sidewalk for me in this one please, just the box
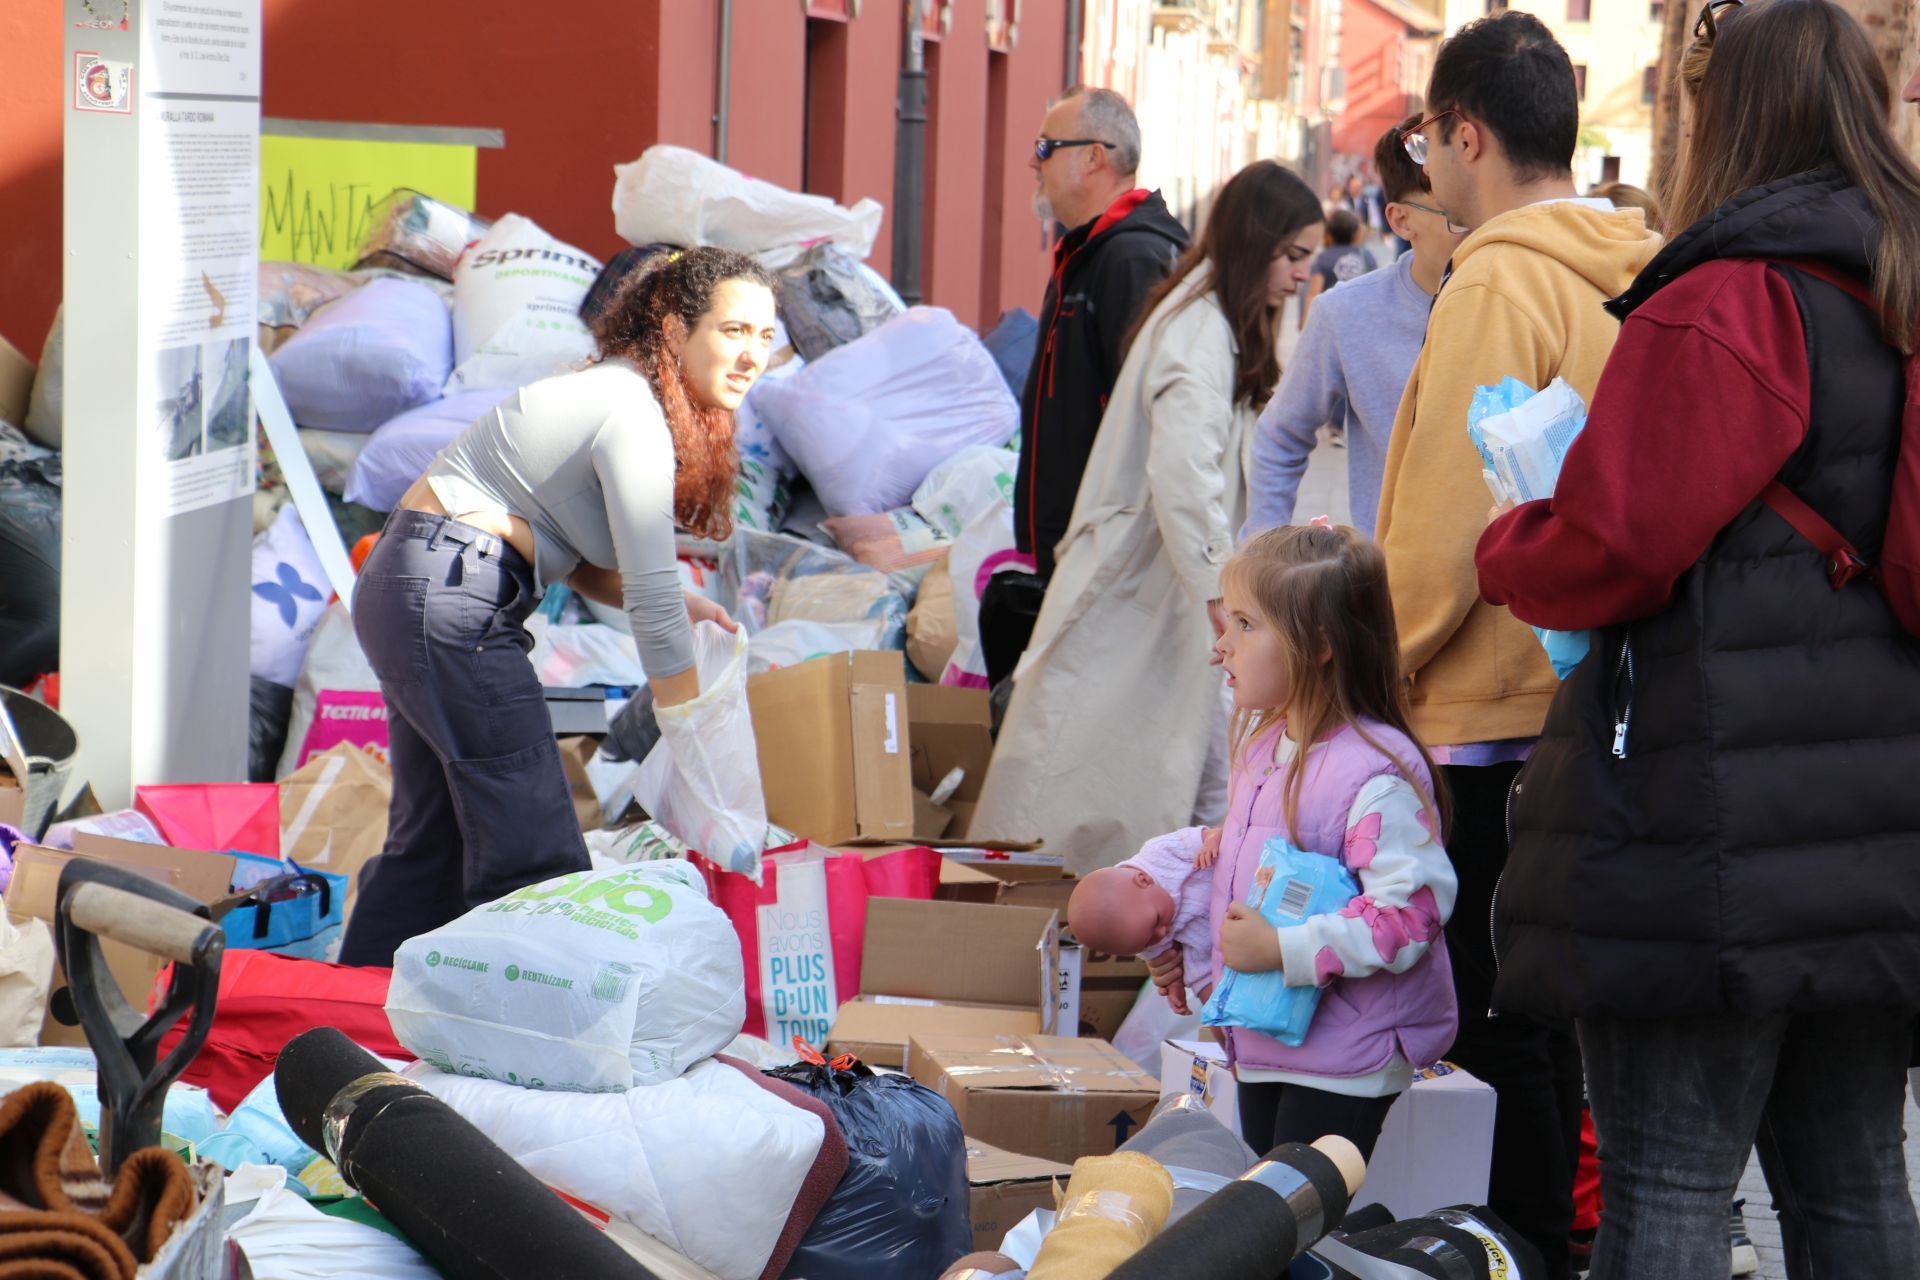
[1738,1093,1920,1279]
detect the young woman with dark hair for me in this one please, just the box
[1478,2,1920,1274]
[975,160,1326,876]
[339,247,778,967]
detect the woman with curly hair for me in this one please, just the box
[338,246,778,965]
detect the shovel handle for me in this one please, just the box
[66,883,219,965]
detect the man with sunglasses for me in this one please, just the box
[1243,116,1462,542]
[1372,12,1662,1278]
[979,86,1187,688]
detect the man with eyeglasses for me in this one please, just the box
[1371,12,1661,1279]
[979,85,1186,689]
[1243,116,1462,542]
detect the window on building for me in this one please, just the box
[1486,0,1508,12]
[1568,0,1591,20]
[1651,0,1666,19]
[1574,63,1588,99]
[1642,64,1659,105]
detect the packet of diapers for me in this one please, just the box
[1469,377,1593,678]
[1201,838,1359,1046]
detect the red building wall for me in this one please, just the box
[0,0,1058,355]
[1333,0,1415,163]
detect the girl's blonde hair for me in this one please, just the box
[1223,524,1450,843]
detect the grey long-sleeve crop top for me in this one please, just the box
[422,360,694,678]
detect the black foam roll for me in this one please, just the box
[1107,1140,1353,1280]
[276,1027,657,1280]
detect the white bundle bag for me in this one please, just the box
[752,307,1020,516]
[387,859,746,1092]
[611,145,882,268]
[913,444,1021,538]
[445,214,601,395]
[940,500,1030,690]
[631,623,768,881]
[249,505,331,687]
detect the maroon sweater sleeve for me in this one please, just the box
[1475,259,1811,630]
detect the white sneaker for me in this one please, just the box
[1731,1199,1760,1275]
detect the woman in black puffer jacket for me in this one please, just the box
[1475,2,1920,1276]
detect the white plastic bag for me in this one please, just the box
[940,500,1031,689]
[525,615,645,689]
[630,623,768,879]
[612,145,883,268]
[747,618,895,675]
[387,859,746,1092]
[250,506,332,688]
[913,445,1020,538]
[445,214,601,395]
[277,602,386,778]
[752,308,1019,515]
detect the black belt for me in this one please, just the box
[383,508,527,570]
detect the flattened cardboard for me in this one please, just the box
[828,998,1041,1069]
[749,651,915,846]
[827,897,1061,1068]
[908,1034,1161,1166]
[70,834,236,905]
[0,779,21,830]
[5,841,224,1048]
[966,1139,1070,1252]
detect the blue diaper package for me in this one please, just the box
[1469,377,1593,679]
[1201,838,1359,1046]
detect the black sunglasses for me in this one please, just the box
[1694,0,1742,38]
[1035,137,1108,162]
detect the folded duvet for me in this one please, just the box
[406,1057,826,1280]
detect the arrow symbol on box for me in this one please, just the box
[1110,1110,1136,1145]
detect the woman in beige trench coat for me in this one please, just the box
[973,162,1327,876]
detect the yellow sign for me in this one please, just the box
[259,134,478,269]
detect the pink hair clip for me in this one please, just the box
[1308,515,1334,529]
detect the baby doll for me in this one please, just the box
[1067,826,1221,1010]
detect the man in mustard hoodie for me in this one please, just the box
[1376,12,1661,1276]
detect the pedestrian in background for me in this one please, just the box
[975,162,1324,877]
[1297,208,1378,333]
[1480,1,1920,1274]
[1246,116,1464,541]
[981,86,1188,690]
[1376,12,1662,1273]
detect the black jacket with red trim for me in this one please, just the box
[1478,169,1920,1020]
[1014,189,1187,577]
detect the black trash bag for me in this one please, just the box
[0,457,63,688]
[600,686,660,766]
[1317,1204,1546,1280]
[774,244,903,361]
[981,308,1039,399]
[767,1056,970,1280]
[250,677,295,783]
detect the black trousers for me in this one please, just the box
[337,510,589,967]
[1236,1079,1399,1163]
[1440,761,1582,1279]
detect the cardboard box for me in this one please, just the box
[555,736,603,832]
[966,1139,1070,1252]
[0,335,32,429]
[935,851,1069,905]
[0,778,22,830]
[1077,949,1150,1041]
[909,1034,1160,1166]
[907,685,992,822]
[826,897,1060,1068]
[749,651,915,846]
[7,839,238,1047]
[1157,1039,1496,1218]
